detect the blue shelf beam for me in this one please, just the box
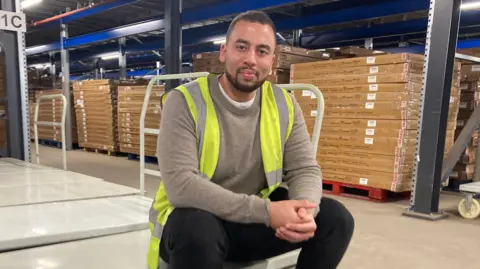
[26,0,430,55]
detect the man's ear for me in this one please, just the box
[219,43,227,63]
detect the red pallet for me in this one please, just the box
[323,180,410,203]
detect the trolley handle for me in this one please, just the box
[34,94,68,170]
[277,84,325,151]
[139,72,210,196]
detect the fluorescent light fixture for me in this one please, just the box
[461,1,480,10]
[21,0,43,9]
[101,53,120,60]
[213,39,226,44]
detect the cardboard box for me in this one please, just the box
[292,82,423,96]
[291,53,424,71]
[291,62,424,80]
[322,169,411,192]
[292,72,423,85]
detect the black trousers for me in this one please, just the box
[159,189,355,269]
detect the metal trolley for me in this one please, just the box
[33,93,68,170]
[140,73,325,269]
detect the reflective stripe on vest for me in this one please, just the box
[147,75,294,269]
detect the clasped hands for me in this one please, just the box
[269,200,318,243]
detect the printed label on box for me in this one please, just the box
[196,54,202,59]
[369,66,379,74]
[359,178,369,185]
[366,57,376,64]
[472,65,480,72]
[457,120,464,127]
[365,102,375,109]
[368,120,377,127]
[460,102,467,109]
[302,90,311,97]
[369,84,378,91]
[368,76,377,83]
[367,93,376,100]
[311,110,318,117]
[366,129,375,136]
[460,84,468,90]
[364,138,374,144]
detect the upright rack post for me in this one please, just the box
[0,0,29,161]
[60,23,73,151]
[164,0,182,91]
[119,37,127,80]
[403,0,462,220]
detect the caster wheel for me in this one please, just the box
[458,198,480,219]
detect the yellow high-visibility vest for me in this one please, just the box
[147,74,295,269]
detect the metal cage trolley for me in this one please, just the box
[33,93,68,170]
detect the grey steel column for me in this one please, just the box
[292,4,302,47]
[0,0,27,160]
[164,0,182,91]
[60,24,73,150]
[403,0,461,220]
[49,51,56,86]
[93,58,100,79]
[119,37,127,80]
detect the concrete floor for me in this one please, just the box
[31,145,480,269]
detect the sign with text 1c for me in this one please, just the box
[0,10,26,33]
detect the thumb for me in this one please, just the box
[293,200,317,209]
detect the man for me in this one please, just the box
[147,10,354,269]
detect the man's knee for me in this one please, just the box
[319,197,355,237]
[164,208,228,251]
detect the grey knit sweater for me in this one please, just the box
[157,75,322,226]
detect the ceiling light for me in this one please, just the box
[213,39,226,45]
[461,1,480,10]
[101,53,120,60]
[21,0,43,9]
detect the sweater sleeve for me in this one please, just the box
[282,95,323,216]
[156,90,270,226]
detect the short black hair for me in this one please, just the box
[226,11,277,42]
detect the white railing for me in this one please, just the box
[139,72,210,195]
[34,94,68,170]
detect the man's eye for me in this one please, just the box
[237,45,246,50]
[259,50,268,55]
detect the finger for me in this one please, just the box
[279,227,314,242]
[297,208,308,219]
[286,220,317,233]
[293,200,318,210]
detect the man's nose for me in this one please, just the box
[243,49,256,65]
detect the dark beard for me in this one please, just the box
[225,68,266,93]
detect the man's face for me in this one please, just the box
[219,20,276,93]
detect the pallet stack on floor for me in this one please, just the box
[72,80,119,154]
[117,84,164,158]
[192,45,331,84]
[290,53,461,198]
[28,89,78,145]
[448,63,480,186]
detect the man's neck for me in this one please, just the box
[219,74,257,103]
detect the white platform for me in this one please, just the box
[0,229,150,269]
[0,158,60,174]
[0,195,152,252]
[459,181,480,193]
[0,158,141,207]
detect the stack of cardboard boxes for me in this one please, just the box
[117,84,164,157]
[192,45,330,84]
[291,53,461,192]
[29,89,78,143]
[450,64,480,182]
[73,80,119,152]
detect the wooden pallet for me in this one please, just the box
[127,153,158,164]
[39,139,80,149]
[83,147,124,157]
[322,180,410,203]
